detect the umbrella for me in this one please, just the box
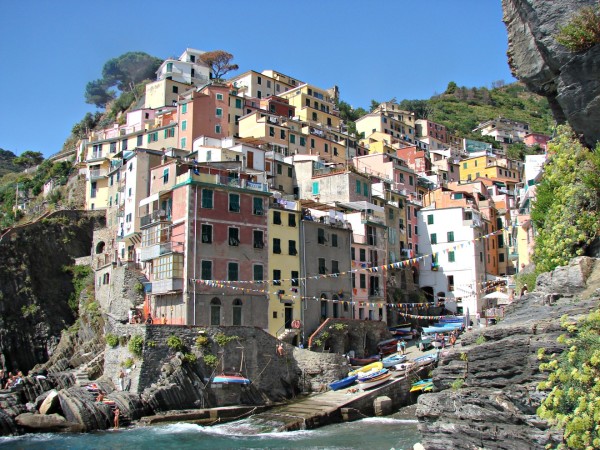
[483,291,510,300]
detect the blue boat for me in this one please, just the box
[212,374,251,385]
[382,353,407,368]
[422,325,461,334]
[358,368,389,381]
[439,317,464,323]
[329,374,358,391]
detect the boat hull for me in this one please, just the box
[348,361,383,377]
[329,375,358,391]
[356,372,392,390]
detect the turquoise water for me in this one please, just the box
[0,417,420,450]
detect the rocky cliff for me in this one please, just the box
[502,0,600,147]
[416,257,600,449]
[0,211,104,373]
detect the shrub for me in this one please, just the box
[119,335,128,346]
[214,333,238,347]
[146,340,156,348]
[451,378,465,390]
[128,335,144,356]
[183,353,197,364]
[203,354,218,368]
[475,335,486,345]
[105,334,119,347]
[332,323,347,331]
[195,335,209,347]
[459,352,468,362]
[166,335,184,351]
[134,282,144,295]
[122,357,134,369]
[555,5,600,52]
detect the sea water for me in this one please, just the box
[0,417,420,450]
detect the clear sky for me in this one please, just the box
[0,0,515,158]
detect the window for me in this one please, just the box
[409,176,414,186]
[311,138,315,148]
[228,262,239,281]
[331,260,339,274]
[137,135,143,146]
[273,211,282,224]
[356,180,361,193]
[216,93,224,100]
[110,142,117,153]
[359,248,366,261]
[360,274,366,289]
[312,181,319,195]
[290,134,296,144]
[447,231,455,242]
[253,265,263,281]
[280,129,286,139]
[463,162,467,169]
[318,228,326,245]
[165,127,175,138]
[427,215,434,225]
[363,183,368,197]
[287,167,293,178]
[228,227,240,246]
[351,247,355,261]
[235,98,242,108]
[288,214,296,227]
[291,271,299,286]
[181,137,186,148]
[181,120,187,131]
[277,164,282,175]
[253,230,264,248]
[210,298,220,326]
[216,108,222,117]
[331,234,338,247]
[152,254,184,280]
[367,226,376,246]
[182,104,187,114]
[269,127,275,137]
[273,238,281,253]
[318,258,326,274]
[431,233,437,244]
[229,193,240,212]
[201,224,212,243]
[288,240,297,255]
[253,197,263,215]
[201,260,212,280]
[232,298,242,325]
[300,137,306,146]
[448,251,455,263]
[273,269,281,285]
[257,76,262,85]
[201,189,213,208]
[499,253,505,262]
[91,182,97,198]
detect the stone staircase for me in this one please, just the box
[72,350,105,386]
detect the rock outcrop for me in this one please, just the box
[502,0,600,147]
[416,257,600,449]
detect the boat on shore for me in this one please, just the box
[348,356,380,366]
[382,353,407,368]
[329,374,358,391]
[356,371,392,390]
[348,361,383,376]
[211,374,251,385]
[357,368,389,382]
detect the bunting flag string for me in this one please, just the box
[188,227,510,287]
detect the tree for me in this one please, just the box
[445,81,457,94]
[199,50,238,81]
[13,151,44,168]
[84,79,116,108]
[369,99,380,112]
[531,125,600,273]
[84,52,161,107]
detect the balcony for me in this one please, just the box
[509,247,519,260]
[177,172,269,193]
[140,210,169,227]
[361,212,385,225]
[151,278,184,295]
[140,242,175,262]
[88,168,108,180]
[368,289,382,299]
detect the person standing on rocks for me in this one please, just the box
[114,407,120,429]
[118,369,125,391]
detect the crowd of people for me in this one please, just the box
[1,369,24,389]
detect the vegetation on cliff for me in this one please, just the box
[555,3,600,52]
[530,125,600,273]
[538,311,600,449]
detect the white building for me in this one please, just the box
[155,48,210,86]
[417,206,487,322]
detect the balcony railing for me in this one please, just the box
[88,168,108,180]
[151,278,184,294]
[140,210,169,227]
[140,242,175,262]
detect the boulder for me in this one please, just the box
[39,389,59,415]
[15,412,82,432]
[535,256,596,295]
[57,387,112,432]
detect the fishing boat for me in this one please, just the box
[410,380,434,392]
[211,374,251,385]
[413,353,439,367]
[328,374,358,391]
[357,368,389,381]
[438,316,464,323]
[381,353,407,368]
[422,325,461,334]
[389,324,412,332]
[356,371,392,390]
[394,361,416,372]
[348,361,383,376]
[348,356,380,367]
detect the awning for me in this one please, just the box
[139,192,159,207]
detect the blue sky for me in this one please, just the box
[0,0,515,158]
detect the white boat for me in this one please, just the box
[356,371,392,390]
[382,353,407,368]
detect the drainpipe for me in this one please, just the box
[300,215,307,346]
[193,185,198,325]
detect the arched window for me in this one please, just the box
[210,298,221,326]
[232,298,242,326]
[95,241,105,254]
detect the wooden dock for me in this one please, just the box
[246,366,432,431]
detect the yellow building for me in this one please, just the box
[267,199,302,344]
[356,103,416,144]
[459,153,523,192]
[279,84,341,129]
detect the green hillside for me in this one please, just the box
[0,149,21,178]
[400,82,554,142]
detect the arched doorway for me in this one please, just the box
[232,298,242,325]
[210,298,221,325]
[95,241,105,254]
[320,294,328,321]
[422,286,435,302]
[332,294,339,318]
